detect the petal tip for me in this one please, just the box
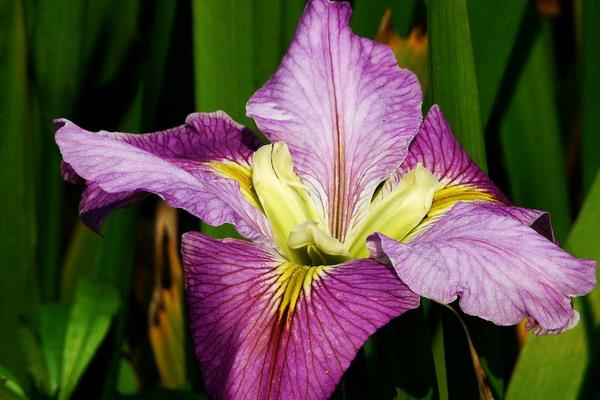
[53,118,68,130]
[527,310,581,335]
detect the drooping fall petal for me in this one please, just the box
[55,112,272,242]
[246,0,422,242]
[182,232,419,400]
[369,202,596,334]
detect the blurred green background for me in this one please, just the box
[1,0,599,399]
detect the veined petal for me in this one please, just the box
[368,202,596,334]
[247,0,422,241]
[79,184,146,232]
[55,112,272,242]
[388,105,557,240]
[389,105,503,200]
[182,232,419,400]
[61,162,145,232]
[474,203,557,243]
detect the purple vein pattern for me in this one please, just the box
[389,105,505,200]
[369,202,596,334]
[247,0,422,241]
[386,105,556,241]
[183,232,419,400]
[55,112,271,242]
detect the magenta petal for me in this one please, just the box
[390,105,557,239]
[369,202,596,334]
[55,112,271,241]
[474,203,557,243]
[182,232,419,400]
[247,0,422,240]
[391,105,505,200]
[79,184,146,232]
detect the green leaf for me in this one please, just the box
[281,0,305,50]
[31,0,85,112]
[192,0,255,124]
[61,209,137,303]
[581,0,600,191]
[0,0,37,383]
[428,0,486,170]
[140,0,177,129]
[39,304,69,396]
[58,280,121,400]
[430,321,448,400]
[351,0,390,38]
[0,364,28,400]
[116,356,139,396]
[88,0,141,86]
[507,169,600,399]
[390,0,418,37]
[499,23,571,241]
[30,0,86,301]
[192,0,304,125]
[468,0,529,126]
[17,325,49,394]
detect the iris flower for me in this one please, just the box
[55,1,596,399]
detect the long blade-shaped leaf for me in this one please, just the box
[31,0,85,301]
[390,0,418,37]
[467,0,529,126]
[499,23,571,240]
[351,0,390,38]
[192,0,255,124]
[581,0,600,191]
[39,304,69,397]
[507,169,600,399]
[0,0,37,383]
[58,280,121,400]
[428,0,486,169]
[0,364,28,400]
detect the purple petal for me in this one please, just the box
[182,232,419,400]
[368,202,596,334]
[246,0,422,241]
[389,105,557,240]
[55,112,271,242]
[79,184,145,232]
[475,203,557,243]
[390,105,505,200]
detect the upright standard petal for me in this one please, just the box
[247,0,422,241]
[182,232,419,400]
[55,112,272,242]
[369,202,596,334]
[386,105,555,240]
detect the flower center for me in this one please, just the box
[344,164,440,258]
[287,221,350,266]
[252,142,327,264]
[251,142,442,265]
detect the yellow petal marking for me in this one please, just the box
[403,183,502,242]
[275,262,328,323]
[208,160,262,210]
